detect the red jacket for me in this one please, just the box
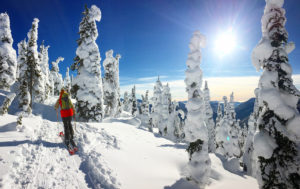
[58,91,74,118]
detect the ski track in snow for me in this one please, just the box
[0,116,120,189]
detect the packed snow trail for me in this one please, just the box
[0,112,258,189]
[0,115,120,189]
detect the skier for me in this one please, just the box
[55,88,78,154]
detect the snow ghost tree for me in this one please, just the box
[228,92,242,158]
[64,67,71,94]
[184,31,210,187]
[150,76,163,130]
[27,18,44,105]
[160,84,171,136]
[203,81,215,153]
[141,90,151,131]
[214,102,223,151]
[131,85,137,116]
[103,49,121,118]
[215,97,230,157]
[167,101,182,141]
[243,93,259,176]
[0,13,17,91]
[71,5,104,122]
[50,57,64,95]
[17,39,31,113]
[38,41,51,100]
[252,0,300,188]
[122,91,131,112]
[115,54,122,116]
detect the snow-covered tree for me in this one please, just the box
[160,84,171,136]
[167,101,183,141]
[16,39,31,113]
[0,92,16,115]
[27,18,44,105]
[103,50,121,118]
[50,57,64,95]
[184,31,210,187]
[228,92,242,158]
[115,54,122,117]
[71,5,104,122]
[141,90,152,131]
[252,0,300,188]
[122,91,130,112]
[38,41,51,100]
[242,90,259,176]
[150,76,163,130]
[0,13,17,91]
[203,81,215,153]
[131,85,137,116]
[64,67,71,94]
[215,97,230,157]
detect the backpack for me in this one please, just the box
[60,93,72,110]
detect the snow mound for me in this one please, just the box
[266,0,284,7]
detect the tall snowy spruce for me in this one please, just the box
[215,96,230,157]
[203,81,215,153]
[131,85,137,116]
[38,41,51,100]
[64,67,71,94]
[228,92,242,158]
[214,102,223,151]
[243,91,259,176]
[141,90,152,131]
[17,40,31,113]
[252,0,300,188]
[0,13,17,91]
[167,101,183,141]
[103,49,121,118]
[150,76,163,131]
[122,91,131,112]
[50,57,64,95]
[71,5,104,122]
[160,84,171,136]
[184,31,210,187]
[27,18,44,105]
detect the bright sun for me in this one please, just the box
[214,29,237,57]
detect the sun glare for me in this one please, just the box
[214,29,237,57]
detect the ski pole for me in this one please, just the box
[73,114,78,133]
[56,109,60,134]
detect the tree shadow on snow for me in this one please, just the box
[164,178,199,189]
[158,143,187,150]
[0,122,17,132]
[0,139,64,149]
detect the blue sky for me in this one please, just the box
[1,0,300,101]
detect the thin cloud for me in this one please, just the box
[120,74,300,102]
[137,75,167,82]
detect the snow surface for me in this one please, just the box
[0,99,258,188]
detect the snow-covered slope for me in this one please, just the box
[0,104,258,189]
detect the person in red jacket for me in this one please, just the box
[55,88,77,152]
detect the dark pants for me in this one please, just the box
[62,116,76,147]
